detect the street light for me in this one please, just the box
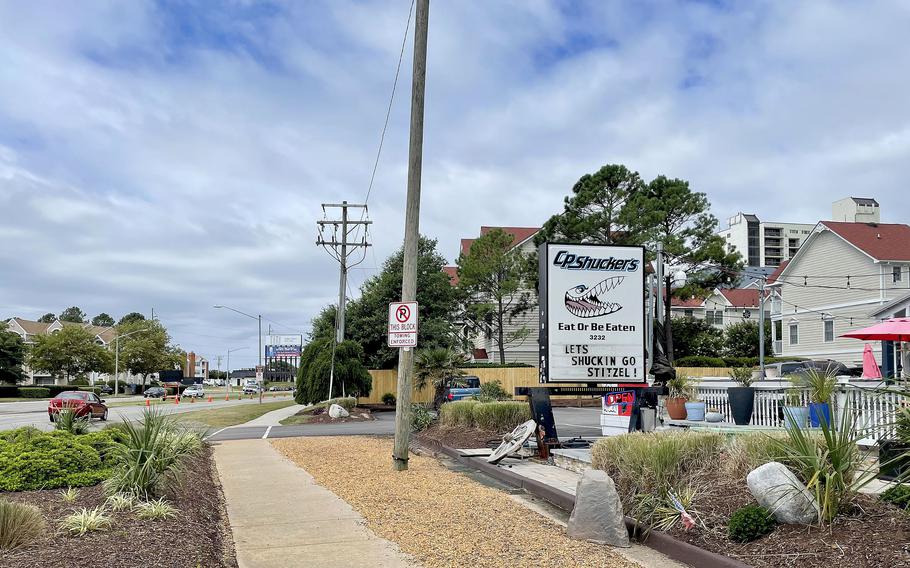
[114,326,151,397]
[214,305,262,403]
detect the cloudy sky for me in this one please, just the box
[2,1,908,367]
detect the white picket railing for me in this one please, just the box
[693,380,905,440]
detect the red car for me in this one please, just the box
[48,391,109,422]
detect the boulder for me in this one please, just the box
[746,461,819,525]
[567,470,630,547]
[328,404,350,419]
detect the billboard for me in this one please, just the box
[265,334,302,358]
[539,243,646,383]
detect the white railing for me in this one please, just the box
[692,379,905,439]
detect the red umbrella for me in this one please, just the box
[860,344,882,379]
[842,317,910,342]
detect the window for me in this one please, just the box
[894,266,902,283]
[789,323,799,345]
[706,310,723,326]
[684,309,693,318]
[824,319,834,342]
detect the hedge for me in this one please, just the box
[459,362,533,368]
[0,429,120,491]
[0,385,19,397]
[439,400,531,432]
[18,388,50,399]
[675,355,808,368]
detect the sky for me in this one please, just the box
[2,0,909,368]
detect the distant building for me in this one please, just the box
[183,351,209,382]
[444,226,540,365]
[670,288,764,329]
[718,197,879,267]
[769,220,910,368]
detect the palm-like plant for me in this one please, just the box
[414,348,467,409]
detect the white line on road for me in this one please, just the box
[262,425,272,439]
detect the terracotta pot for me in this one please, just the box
[665,397,688,420]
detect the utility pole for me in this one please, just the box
[393,0,429,472]
[317,201,371,400]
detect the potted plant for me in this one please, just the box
[684,388,706,421]
[781,377,809,429]
[879,404,910,481]
[728,366,757,426]
[803,369,838,427]
[665,375,696,420]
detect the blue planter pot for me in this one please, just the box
[684,402,706,421]
[783,406,808,429]
[809,402,831,428]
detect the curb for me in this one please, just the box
[420,440,749,568]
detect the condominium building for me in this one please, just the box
[718,197,880,267]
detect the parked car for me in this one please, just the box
[182,384,205,398]
[242,384,262,395]
[96,384,114,395]
[48,391,108,422]
[444,376,482,402]
[143,386,167,398]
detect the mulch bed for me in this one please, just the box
[666,470,910,568]
[417,423,505,449]
[299,406,375,424]
[0,446,236,568]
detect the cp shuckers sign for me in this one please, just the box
[539,243,646,383]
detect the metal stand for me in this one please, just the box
[515,384,667,458]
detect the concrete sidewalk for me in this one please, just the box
[240,403,306,427]
[214,439,415,568]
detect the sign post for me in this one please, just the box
[388,301,418,348]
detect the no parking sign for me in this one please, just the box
[388,301,418,347]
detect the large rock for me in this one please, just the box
[746,462,819,525]
[328,404,350,419]
[567,470,630,547]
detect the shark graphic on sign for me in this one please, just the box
[564,276,624,318]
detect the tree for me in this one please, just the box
[535,164,645,246]
[37,313,56,324]
[313,236,458,369]
[294,338,371,404]
[0,329,26,384]
[457,229,533,364]
[625,175,743,360]
[723,320,773,359]
[671,317,723,360]
[117,312,147,326]
[28,326,112,381]
[209,370,227,381]
[59,306,87,323]
[91,313,115,327]
[414,347,466,409]
[117,320,182,387]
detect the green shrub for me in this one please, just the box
[475,380,511,402]
[60,486,79,504]
[728,504,776,542]
[729,366,756,387]
[134,498,177,520]
[880,484,910,509]
[674,356,726,368]
[381,392,396,405]
[68,377,90,386]
[80,430,128,466]
[410,404,433,431]
[326,397,357,411]
[0,432,106,491]
[471,402,530,432]
[0,499,46,550]
[439,400,480,428]
[895,406,910,444]
[18,387,50,399]
[0,426,42,444]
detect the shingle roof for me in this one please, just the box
[442,266,459,286]
[460,226,540,256]
[719,288,760,308]
[821,221,910,261]
[9,317,51,336]
[766,260,789,284]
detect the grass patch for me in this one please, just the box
[0,499,46,550]
[439,400,530,432]
[60,507,111,536]
[135,498,177,520]
[177,400,296,427]
[279,413,312,426]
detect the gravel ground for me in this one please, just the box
[272,436,635,568]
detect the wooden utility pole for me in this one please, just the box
[393,0,429,472]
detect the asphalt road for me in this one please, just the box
[0,395,295,432]
[204,407,605,442]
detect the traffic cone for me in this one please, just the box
[190,396,195,403]
[174,396,179,405]
[208,396,213,403]
[145,399,150,407]
[224,393,229,401]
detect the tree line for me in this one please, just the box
[0,310,183,386]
